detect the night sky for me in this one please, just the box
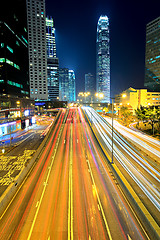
[46,0,160,98]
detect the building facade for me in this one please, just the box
[46,16,56,58]
[27,0,48,100]
[46,16,59,101]
[96,15,110,103]
[85,73,95,93]
[59,68,69,101]
[69,70,76,102]
[144,16,160,92]
[0,0,29,98]
[115,87,160,114]
[59,68,76,102]
[47,58,59,101]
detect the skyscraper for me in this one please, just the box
[85,73,95,94]
[0,0,29,97]
[59,68,69,101]
[46,16,59,101]
[96,15,110,103]
[46,16,56,58]
[27,0,48,100]
[69,70,76,102]
[59,68,76,102]
[144,16,160,92]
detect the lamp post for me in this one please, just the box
[111,97,114,164]
[111,93,127,164]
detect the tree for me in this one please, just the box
[135,106,146,128]
[119,106,132,125]
[145,107,157,135]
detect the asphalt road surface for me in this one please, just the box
[0,108,157,239]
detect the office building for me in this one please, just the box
[69,70,76,102]
[47,58,59,101]
[0,0,29,98]
[46,16,59,101]
[115,87,160,114]
[46,16,56,58]
[96,15,110,103]
[59,68,69,101]
[144,16,160,92]
[85,73,95,94]
[27,0,48,100]
[59,68,76,102]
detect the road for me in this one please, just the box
[0,107,156,239]
[0,117,53,196]
[83,107,160,237]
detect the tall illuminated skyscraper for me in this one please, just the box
[46,16,56,58]
[96,15,110,103]
[85,73,95,94]
[46,16,59,100]
[27,0,48,100]
[59,68,69,101]
[144,16,160,91]
[59,68,76,102]
[69,70,76,102]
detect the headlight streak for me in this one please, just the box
[80,107,146,240]
[106,117,160,159]
[83,107,160,212]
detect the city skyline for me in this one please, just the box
[46,0,160,98]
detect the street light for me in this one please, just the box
[111,97,114,164]
[78,92,90,105]
[111,93,127,164]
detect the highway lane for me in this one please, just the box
[83,107,160,232]
[106,117,160,164]
[0,121,54,196]
[0,110,66,240]
[0,107,152,239]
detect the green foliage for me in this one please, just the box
[135,106,160,135]
[119,106,132,125]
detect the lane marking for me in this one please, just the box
[87,160,112,240]
[27,123,64,240]
[35,201,39,208]
[68,125,73,240]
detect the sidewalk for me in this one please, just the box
[0,125,37,155]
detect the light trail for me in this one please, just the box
[79,107,146,240]
[83,107,160,212]
[0,111,65,239]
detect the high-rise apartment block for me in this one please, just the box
[96,15,110,103]
[144,16,160,92]
[46,16,59,101]
[27,0,48,100]
[59,68,76,102]
[0,0,29,97]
